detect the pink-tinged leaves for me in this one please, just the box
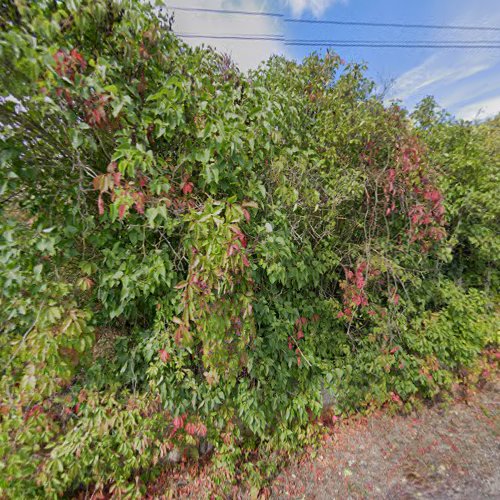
[97,195,104,215]
[227,243,240,257]
[173,416,184,430]
[390,392,401,403]
[196,423,207,437]
[185,422,197,436]
[159,349,170,363]
[295,316,308,327]
[242,208,251,223]
[182,181,194,195]
[118,204,126,220]
[134,192,145,214]
[242,254,250,267]
[237,232,247,248]
[113,172,121,186]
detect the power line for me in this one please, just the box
[176,34,500,48]
[285,42,500,48]
[285,19,500,31]
[168,5,500,31]
[178,33,283,41]
[287,39,500,44]
[168,6,282,18]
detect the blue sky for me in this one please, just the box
[171,0,500,120]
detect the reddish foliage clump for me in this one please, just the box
[339,262,381,317]
[382,138,446,249]
[54,48,87,81]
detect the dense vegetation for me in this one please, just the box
[0,1,498,496]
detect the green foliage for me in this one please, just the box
[0,1,498,496]
[412,97,500,289]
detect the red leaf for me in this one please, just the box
[238,233,248,248]
[227,243,239,257]
[295,316,308,326]
[185,422,197,436]
[134,192,145,214]
[390,392,401,403]
[159,349,170,363]
[242,254,250,267]
[113,172,121,186]
[297,330,304,340]
[196,423,207,437]
[118,204,126,220]
[92,108,102,124]
[97,195,104,215]
[182,181,194,195]
[173,416,184,430]
[242,208,251,223]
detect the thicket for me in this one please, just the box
[0,1,498,497]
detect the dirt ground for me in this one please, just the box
[271,379,500,499]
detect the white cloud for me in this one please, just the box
[439,73,500,109]
[454,94,500,120]
[168,1,285,71]
[389,0,500,117]
[390,54,494,101]
[284,0,347,17]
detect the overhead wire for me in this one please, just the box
[177,33,284,41]
[176,34,500,49]
[284,18,500,31]
[169,5,500,49]
[167,6,282,18]
[168,5,500,31]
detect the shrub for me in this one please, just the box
[0,0,498,496]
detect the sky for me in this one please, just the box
[168,0,500,120]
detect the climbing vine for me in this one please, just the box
[0,1,497,497]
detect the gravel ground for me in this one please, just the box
[271,379,500,500]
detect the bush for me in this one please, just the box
[0,1,498,496]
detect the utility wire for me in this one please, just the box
[178,33,283,41]
[176,34,500,48]
[285,19,500,31]
[288,39,500,44]
[168,6,282,18]
[285,42,500,48]
[168,5,500,31]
